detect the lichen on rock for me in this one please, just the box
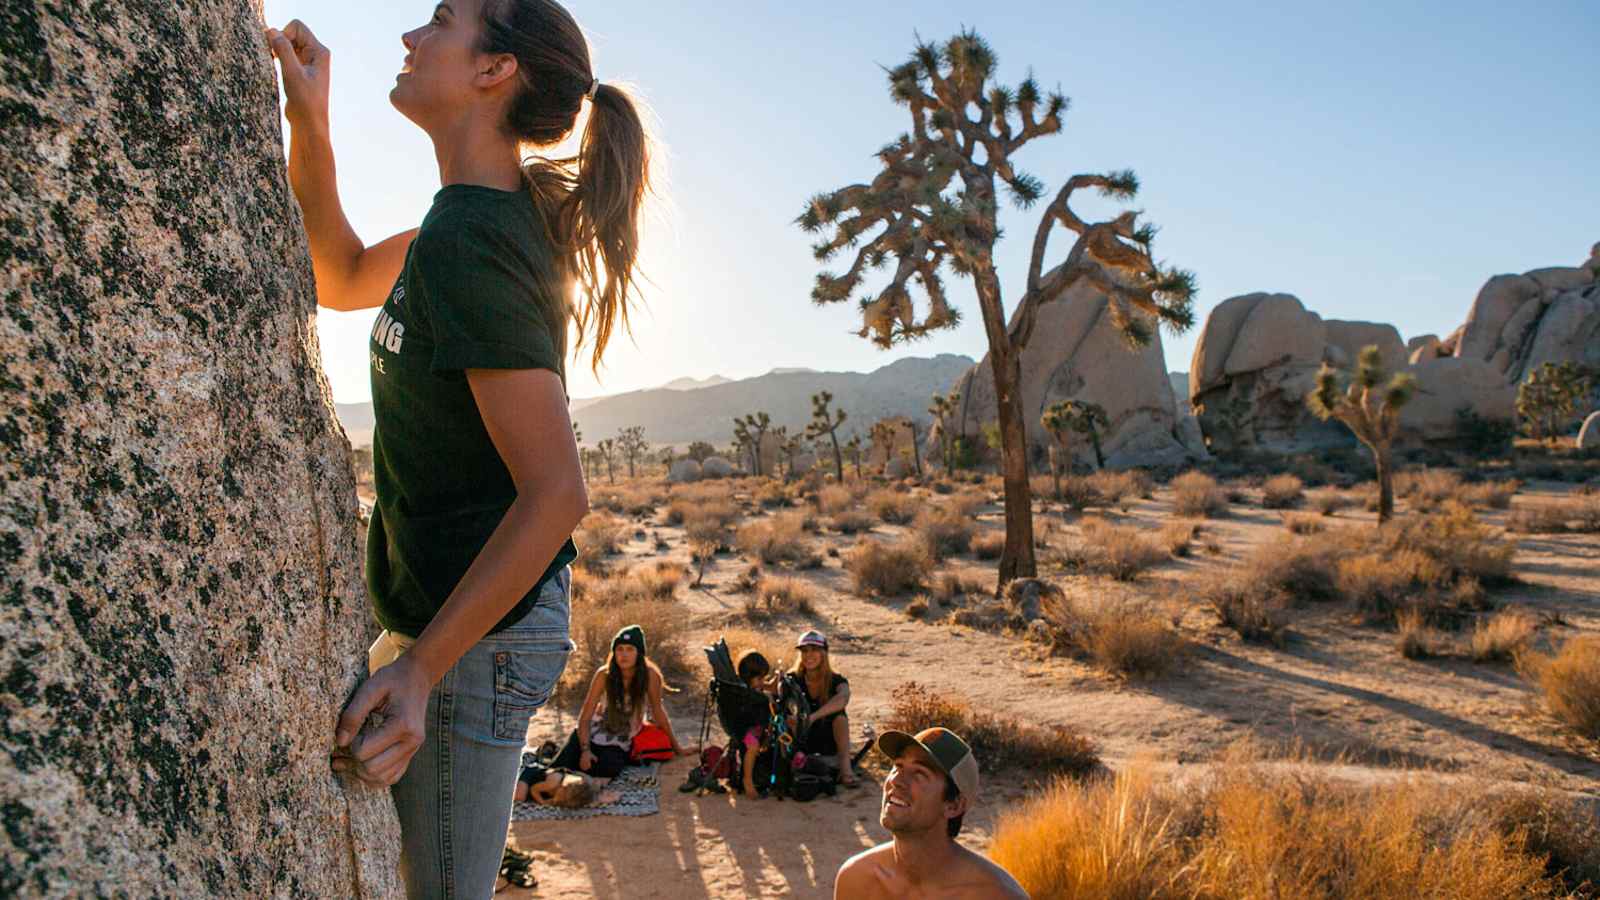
[1,1,400,895]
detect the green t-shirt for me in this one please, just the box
[366,184,578,638]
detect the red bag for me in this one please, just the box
[630,724,674,762]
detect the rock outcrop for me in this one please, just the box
[701,456,736,478]
[667,458,703,483]
[1,2,400,895]
[948,281,1203,470]
[1451,248,1600,383]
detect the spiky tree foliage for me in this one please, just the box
[1307,346,1416,525]
[1516,362,1595,445]
[687,440,716,463]
[572,420,583,446]
[845,434,864,480]
[929,390,961,470]
[735,412,772,476]
[617,425,649,478]
[1041,399,1108,476]
[595,437,618,485]
[807,391,848,482]
[798,31,1196,583]
[781,429,805,480]
[870,420,900,475]
[904,419,924,477]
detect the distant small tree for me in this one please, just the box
[798,30,1195,585]
[929,390,961,470]
[845,434,864,480]
[870,420,900,475]
[595,438,618,485]
[617,425,649,478]
[1041,399,1108,479]
[807,391,848,481]
[686,441,715,463]
[736,412,772,475]
[1517,362,1595,445]
[732,418,755,474]
[572,420,583,446]
[781,430,805,480]
[1307,345,1415,524]
[904,419,924,477]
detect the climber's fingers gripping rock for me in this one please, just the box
[265,19,331,132]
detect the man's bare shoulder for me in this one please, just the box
[835,843,894,899]
[953,844,1029,898]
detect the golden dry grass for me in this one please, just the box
[1261,473,1305,509]
[882,682,1099,778]
[1471,608,1538,663]
[1517,635,1600,740]
[1058,518,1169,581]
[1171,470,1227,518]
[574,511,631,557]
[1089,470,1153,506]
[1041,589,1186,678]
[971,529,1005,560]
[735,512,812,565]
[866,488,918,524]
[1157,521,1198,557]
[742,574,818,621]
[715,625,798,677]
[989,759,1596,900]
[1309,488,1355,516]
[913,507,975,561]
[846,539,931,597]
[1509,495,1600,534]
[827,508,877,534]
[1284,512,1326,534]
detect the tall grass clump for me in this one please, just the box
[575,512,630,556]
[1171,470,1227,518]
[735,512,812,565]
[1040,590,1185,678]
[1471,608,1537,663]
[884,682,1099,778]
[846,539,930,597]
[989,760,1597,900]
[867,488,918,524]
[913,507,975,561]
[1260,474,1305,509]
[743,575,818,621]
[1056,518,1168,581]
[971,530,1005,560]
[1517,635,1600,740]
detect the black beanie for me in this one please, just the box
[611,624,647,656]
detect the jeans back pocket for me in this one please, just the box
[492,642,570,743]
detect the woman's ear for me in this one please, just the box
[477,52,519,89]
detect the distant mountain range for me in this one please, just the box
[335,355,975,448]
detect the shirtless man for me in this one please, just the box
[834,728,1028,899]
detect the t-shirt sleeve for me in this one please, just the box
[833,674,849,693]
[411,220,562,375]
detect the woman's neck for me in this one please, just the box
[430,109,523,192]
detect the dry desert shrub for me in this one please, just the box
[1196,568,1291,646]
[1463,479,1520,510]
[743,574,818,621]
[1396,608,1446,659]
[913,507,974,561]
[1194,537,1341,644]
[815,483,854,515]
[945,489,987,519]
[1260,474,1305,509]
[1385,501,1515,587]
[1171,470,1227,518]
[1056,518,1168,581]
[665,481,740,526]
[1508,495,1600,534]
[1089,470,1153,506]
[989,759,1594,900]
[1517,635,1600,740]
[971,529,1005,560]
[867,488,918,524]
[1041,590,1185,678]
[559,597,692,703]
[1284,512,1326,535]
[1471,608,1537,663]
[735,512,812,565]
[754,480,792,509]
[1055,475,1103,511]
[1309,488,1355,516]
[1396,468,1463,511]
[575,511,630,557]
[846,539,930,597]
[932,571,985,603]
[1159,521,1198,556]
[905,595,932,619]
[716,625,796,676]
[827,508,877,535]
[577,560,685,605]
[590,483,665,516]
[883,682,1099,779]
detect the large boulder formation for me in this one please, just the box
[948,281,1201,470]
[667,458,703,483]
[1450,246,1600,383]
[2,2,400,896]
[701,456,736,478]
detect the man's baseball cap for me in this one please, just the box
[795,629,828,649]
[876,727,980,801]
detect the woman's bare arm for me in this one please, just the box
[268,20,416,311]
[810,682,850,720]
[577,668,606,746]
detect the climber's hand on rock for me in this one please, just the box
[334,656,429,787]
[265,20,331,133]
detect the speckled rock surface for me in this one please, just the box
[1,1,401,896]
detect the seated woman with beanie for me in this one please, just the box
[789,629,859,786]
[538,624,685,779]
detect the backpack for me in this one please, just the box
[630,723,674,763]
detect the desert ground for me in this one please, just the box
[354,445,1600,899]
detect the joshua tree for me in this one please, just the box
[1041,399,1108,473]
[617,425,649,478]
[929,390,961,470]
[594,437,618,485]
[845,434,864,480]
[686,440,716,463]
[870,420,900,475]
[806,391,848,481]
[904,419,924,477]
[735,412,772,476]
[1517,362,1595,445]
[1307,345,1415,525]
[798,31,1195,585]
[572,420,583,446]
[781,429,805,480]
[732,418,756,474]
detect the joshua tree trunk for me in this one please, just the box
[906,421,924,477]
[1047,444,1062,499]
[828,432,844,482]
[992,347,1037,581]
[1372,441,1394,525]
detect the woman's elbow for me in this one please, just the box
[563,478,590,531]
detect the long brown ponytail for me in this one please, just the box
[478,0,652,373]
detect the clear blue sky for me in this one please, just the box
[261,0,1598,404]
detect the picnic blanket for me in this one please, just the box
[511,751,662,821]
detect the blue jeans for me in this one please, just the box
[391,569,573,898]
